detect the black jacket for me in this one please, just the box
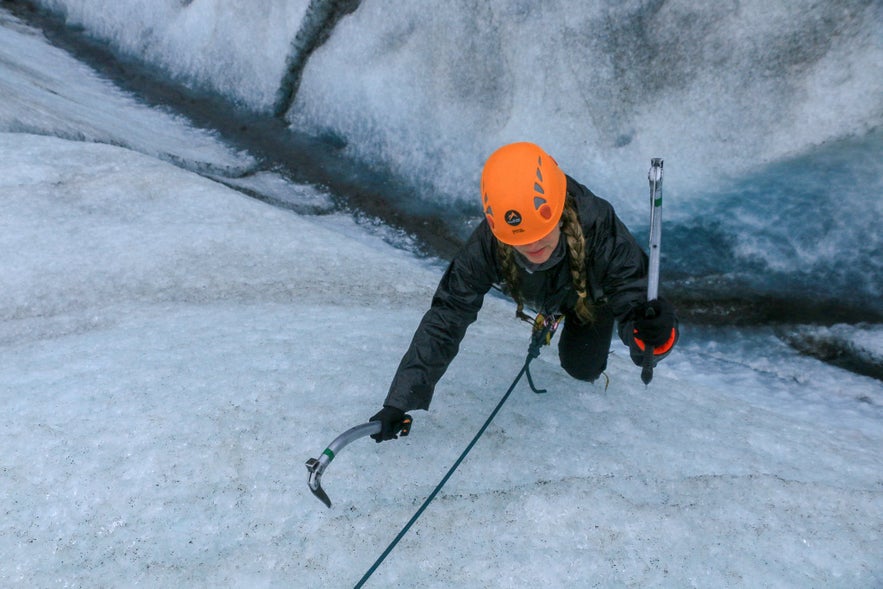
[384,176,649,411]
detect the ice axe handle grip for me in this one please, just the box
[643,158,663,385]
[640,305,656,385]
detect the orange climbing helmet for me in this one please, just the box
[480,142,567,246]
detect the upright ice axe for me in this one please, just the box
[642,158,664,385]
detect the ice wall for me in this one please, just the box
[30,0,310,108]
[30,0,881,212]
[289,0,882,215]
[24,0,883,310]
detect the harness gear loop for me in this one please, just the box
[525,312,562,393]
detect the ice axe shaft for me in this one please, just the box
[306,416,412,508]
[642,158,664,385]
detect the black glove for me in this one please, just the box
[632,298,677,347]
[624,298,679,367]
[369,406,408,443]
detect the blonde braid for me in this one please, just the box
[561,196,595,324]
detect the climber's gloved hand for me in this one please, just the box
[633,298,677,347]
[625,298,679,366]
[369,406,412,443]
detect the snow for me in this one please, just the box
[1,7,882,589]
[0,8,254,177]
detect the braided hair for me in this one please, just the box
[497,195,594,325]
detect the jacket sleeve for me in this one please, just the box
[383,223,498,411]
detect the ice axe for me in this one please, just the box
[306,415,412,508]
[641,158,664,385]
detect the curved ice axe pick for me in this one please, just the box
[642,158,664,385]
[305,415,412,508]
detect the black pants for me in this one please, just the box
[558,304,614,382]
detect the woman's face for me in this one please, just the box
[513,224,562,264]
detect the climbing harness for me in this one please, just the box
[524,312,562,394]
